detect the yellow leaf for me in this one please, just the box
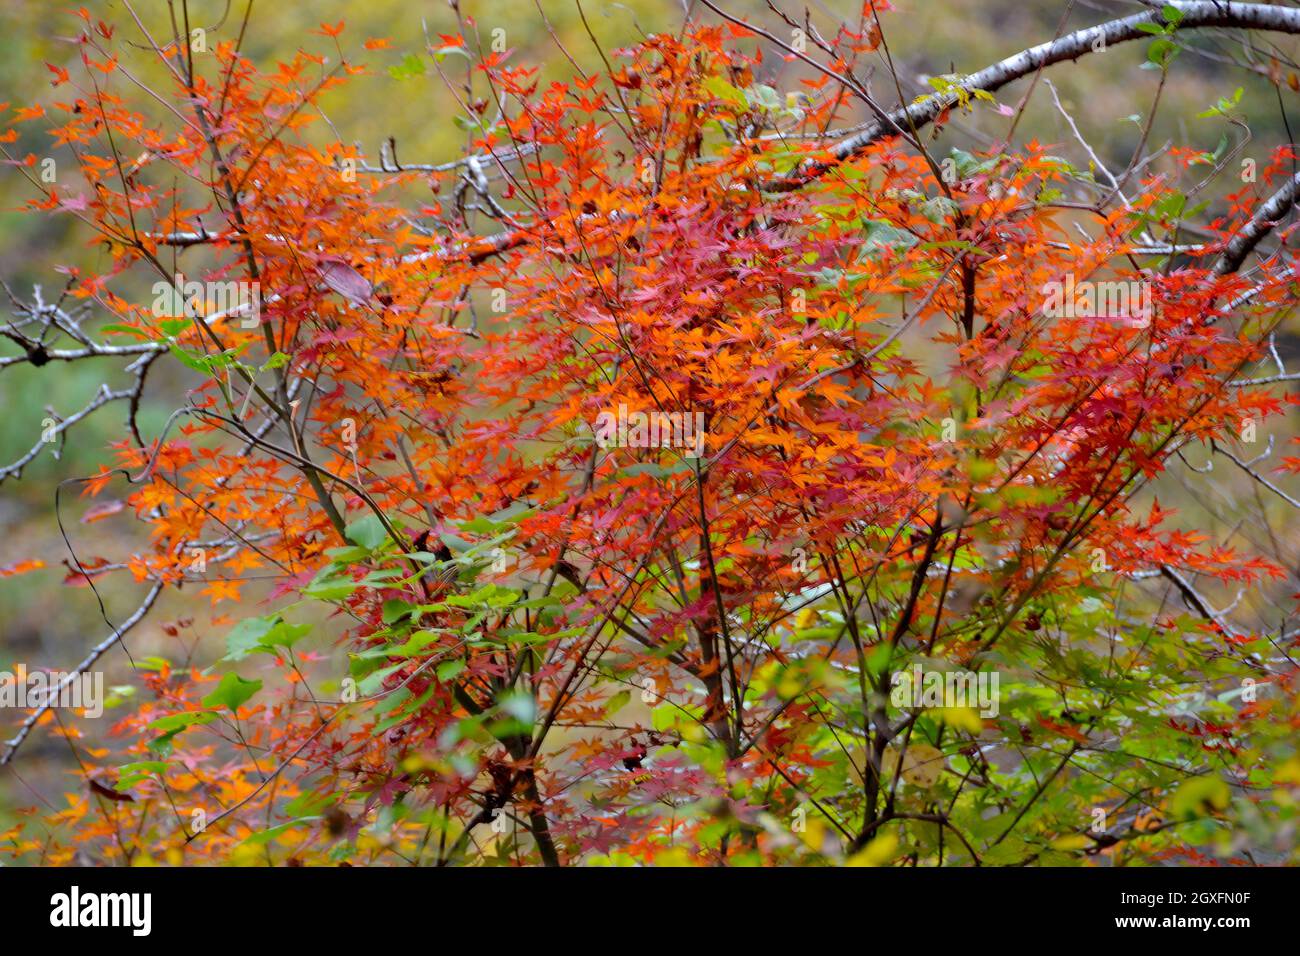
[884,742,944,788]
[940,706,984,734]
[1051,834,1090,851]
[654,846,694,866]
[680,722,708,743]
[1274,755,1300,785]
[847,832,898,867]
[799,818,827,851]
[776,674,804,699]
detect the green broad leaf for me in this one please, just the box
[1153,192,1188,220]
[224,616,278,661]
[345,514,390,551]
[1197,88,1243,119]
[360,568,407,586]
[376,685,438,734]
[98,324,152,339]
[223,615,310,660]
[979,836,1032,866]
[387,629,444,657]
[702,75,748,109]
[745,83,782,111]
[373,709,412,736]
[382,598,416,625]
[862,219,919,254]
[239,817,321,847]
[948,147,999,178]
[202,673,263,712]
[444,583,518,608]
[1147,38,1180,67]
[436,658,466,681]
[304,573,358,601]
[265,619,312,649]
[358,663,405,697]
[376,686,413,716]
[490,500,536,523]
[1170,776,1231,820]
[651,703,678,733]
[323,545,372,564]
[115,760,168,791]
[865,642,894,679]
[388,53,426,79]
[497,693,536,723]
[146,711,217,755]
[168,342,213,373]
[103,684,136,709]
[439,532,474,554]
[604,689,631,716]
[285,791,338,818]
[918,195,960,224]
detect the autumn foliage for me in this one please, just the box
[2,2,1299,867]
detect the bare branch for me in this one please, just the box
[1213,169,1300,274]
[0,579,164,766]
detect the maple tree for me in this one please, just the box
[1,0,1299,867]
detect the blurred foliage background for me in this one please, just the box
[1,0,1297,813]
